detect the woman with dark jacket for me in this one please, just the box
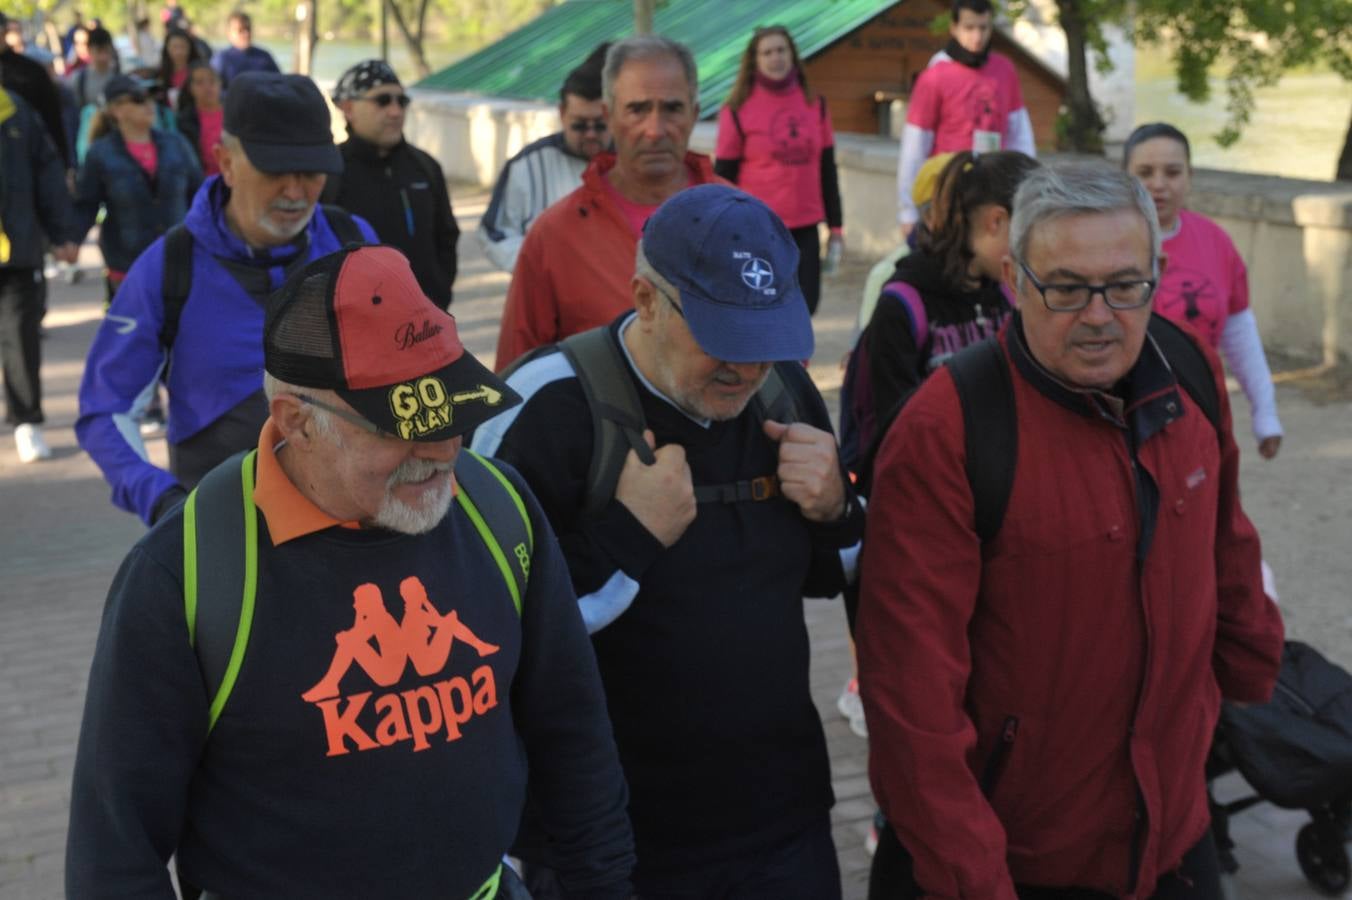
[73,74,202,303]
[157,27,201,108]
[174,61,223,177]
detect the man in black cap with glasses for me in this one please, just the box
[324,59,459,311]
[77,71,377,526]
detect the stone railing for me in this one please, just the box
[407,90,1352,365]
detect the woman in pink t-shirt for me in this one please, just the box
[1125,122,1283,459]
[714,26,843,316]
[175,61,224,177]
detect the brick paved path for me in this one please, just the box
[2,190,1348,898]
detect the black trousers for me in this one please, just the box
[0,267,46,425]
[869,822,1223,900]
[790,224,822,316]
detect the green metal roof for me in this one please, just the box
[415,0,899,118]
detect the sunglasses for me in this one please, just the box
[568,118,607,134]
[358,93,411,109]
[114,93,150,105]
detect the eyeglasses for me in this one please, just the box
[652,282,686,319]
[1018,260,1156,312]
[568,118,607,134]
[295,393,384,436]
[358,93,411,109]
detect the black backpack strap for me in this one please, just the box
[453,449,533,614]
[946,337,1017,544]
[1147,314,1221,435]
[320,204,365,246]
[750,363,800,426]
[558,328,655,517]
[182,450,259,734]
[730,106,746,142]
[158,224,195,352]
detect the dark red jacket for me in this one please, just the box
[857,316,1283,899]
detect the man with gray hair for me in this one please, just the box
[77,72,376,525]
[494,34,725,370]
[857,163,1284,899]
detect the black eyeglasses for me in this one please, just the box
[568,118,607,134]
[652,282,685,319]
[1018,260,1156,312]
[295,393,384,436]
[359,93,411,109]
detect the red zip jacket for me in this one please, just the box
[494,151,723,370]
[857,316,1283,899]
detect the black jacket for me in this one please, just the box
[0,87,75,268]
[322,134,458,309]
[0,48,70,167]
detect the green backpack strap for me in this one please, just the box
[558,327,656,518]
[183,450,259,735]
[454,449,533,616]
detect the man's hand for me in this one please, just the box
[1258,435,1281,460]
[614,429,696,547]
[52,242,79,264]
[899,222,915,241]
[763,420,846,522]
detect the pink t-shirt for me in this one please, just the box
[125,139,158,178]
[1155,209,1248,348]
[197,107,224,177]
[906,52,1026,153]
[601,161,706,236]
[715,83,834,229]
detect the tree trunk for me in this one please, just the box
[389,0,431,77]
[294,0,318,76]
[1337,110,1352,182]
[634,0,655,35]
[1056,0,1104,154]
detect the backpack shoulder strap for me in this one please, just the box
[881,280,930,350]
[558,327,655,517]
[1148,314,1221,435]
[159,224,195,352]
[946,337,1016,544]
[751,363,801,426]
[182,450,259,734]
[730,106,746,142]
[320,203,365,246]
[454,449,533,616]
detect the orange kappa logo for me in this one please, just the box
[303,576,503,757]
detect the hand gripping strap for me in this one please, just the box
[182,450,259,734]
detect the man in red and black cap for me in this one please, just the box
[67,244,636,899]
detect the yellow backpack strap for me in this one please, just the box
[453,450,532,616]
[183,450,260,733]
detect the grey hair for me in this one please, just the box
[219,129,243,153]
[602,35,699,110]
[634,240,680,313]
[1009,163,1161,287]
[262,372,341,441]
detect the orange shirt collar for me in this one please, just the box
[253,418,361,545]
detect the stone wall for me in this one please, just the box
[406,90,1352,364]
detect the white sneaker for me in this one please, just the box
[14,424,52,463]
[836,678,869,738]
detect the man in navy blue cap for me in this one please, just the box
[78,71,378,525]
[474,183,863,897]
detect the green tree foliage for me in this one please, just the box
[1135,0,1352,157]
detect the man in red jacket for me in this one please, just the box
[857,163,1283,900]
[494,34,724,370]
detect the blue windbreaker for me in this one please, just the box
[76,175,377,523]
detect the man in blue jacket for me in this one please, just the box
[77,72,377,524]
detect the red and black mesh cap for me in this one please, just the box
[264,245,520,441]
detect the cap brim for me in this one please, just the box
[337,351,522,442]
[678,286,815,364]
[241,139,344,175]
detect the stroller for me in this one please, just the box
[1208,641,1352,895]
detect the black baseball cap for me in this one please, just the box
[101,74,153,106]
[223,72,342,175]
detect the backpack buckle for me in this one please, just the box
[749,476,778,501]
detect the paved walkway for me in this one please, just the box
[2,188,1350,898]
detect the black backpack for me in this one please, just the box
[156,205,365,352]
[937,313,1221,544]
[503,326,806,517]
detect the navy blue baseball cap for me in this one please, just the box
[642,185,813,363]
[224,72,343,175]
